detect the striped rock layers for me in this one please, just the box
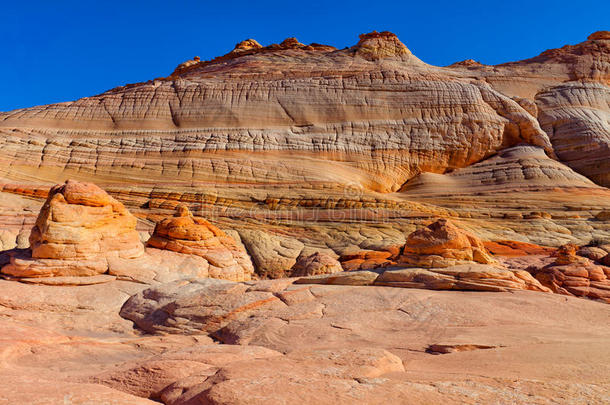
[1,180,144,278]
[147,205,254,281]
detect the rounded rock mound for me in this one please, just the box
[529,244,610,303]
[1,180,144,278]
[588,31,610,41]
[399,219,496,268]
[290,252,343,277]
[146,204,254,281]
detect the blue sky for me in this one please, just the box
[1,0,608,111]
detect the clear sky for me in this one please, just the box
[2,0,608,111]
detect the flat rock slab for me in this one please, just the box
[294,264,549,292]
[294,270,381,285]
[8,274,117,285]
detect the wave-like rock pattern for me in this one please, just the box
[0,31,610,277]
[401,145,600,195]
[536,82,610,187]
[0,32,557,194]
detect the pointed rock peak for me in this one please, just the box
[401,218,496,267]
[354,31,411,60]
[449,59,486,68]
[232,39,263,53]
[588,31,610,41]
[280,37,305,48]
[174,203,193,218]
[428,218,452,230]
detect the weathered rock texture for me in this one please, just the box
[401,145,600,195]
[293,264,548,293]
[0,31,563,196]
[399,219,496,267]
[290,252,343,277]
[528,244,610,302]
[112,278,610,403]
[1,32,610,280]
[1,30,610,405]
[147,204,254,281]
[0,270,608,404]
[536,82,610,187]
[1,180,144,278]
[1,32,609,282]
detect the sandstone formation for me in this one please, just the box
[1,31,610,275]
[0,31,560,198]
[158,348,405,405]
[353,30,411,60]
[596,210,610,221]
[0,181,252,284]
[401,145,600,195]
[527,244,610,302]
[484,240,556,257]
[1,29,610,405]
[399,219,496,267]
[290,252,343,277]
[1,180,144,278]
[146,204,254,281]
[536,82,610,187]
[113,278,610,404]
[374,264,548,292]
[293,264,548,293]
[577,246,608,262]
[0,267,608,404]
[339,248,400,271]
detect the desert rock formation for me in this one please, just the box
[3,276,607,404]
[0,30,559,196]
[147,204,254,281]
[0,31,609,270]
[399,219,496,267]
[294,263,548,293]
[290,252,343,277]
[1,180,144,278]
[1,30,610,405]
[528,244,610,302]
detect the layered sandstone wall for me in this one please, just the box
[0,31,568,195]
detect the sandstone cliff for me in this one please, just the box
[1,31,609,278]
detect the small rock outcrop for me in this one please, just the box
[577,246,608,262]
[528,244,610,303]
[588,31,610,41]
[595,210,610,221]
[231,38,263,53]
[290,252,343,277]
[295,264,549,293]
[374,264,549,292]
[354,31,411,60]
[399,219,496,268]
[146,204,254,281]
[1,180,144,278]
[449,59,485,68]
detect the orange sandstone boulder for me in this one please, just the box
[339,248,400,271]
[577,246,608,262]
[231,38,263,53]
[399,219,496,268]
[529,244,610,302]
[290,252,342,277]
[146,204,254,281]
[1,180,144,278]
